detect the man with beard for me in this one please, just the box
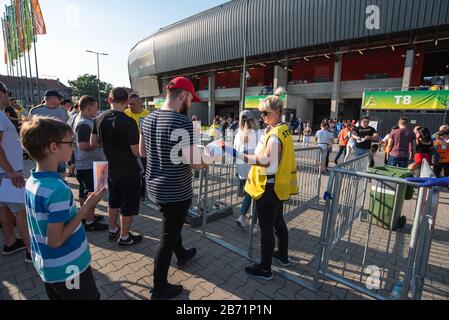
[140,77,208,300]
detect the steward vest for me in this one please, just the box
[245,124,299,201]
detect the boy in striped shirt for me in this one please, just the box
[20,116,105,300]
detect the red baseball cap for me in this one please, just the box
[166,77,201,103]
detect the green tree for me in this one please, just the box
[68,74,113,110]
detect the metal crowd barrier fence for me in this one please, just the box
[200,147,323,291]
[316,159,440,300]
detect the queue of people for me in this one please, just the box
[1,75,449,301]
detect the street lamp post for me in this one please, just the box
[239,0,250,114]
[86,50,109,110]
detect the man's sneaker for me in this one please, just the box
[245,264,273,281]
[25,252,33,264]
[2,239,26,256]
[85,221,109,233]
[236,216,246,229]
[118,233,143,247]
[151,284,184,300]
[108,227,121,242]
[177,248,197,268]
[273,251,291,267]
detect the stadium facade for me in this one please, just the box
[128,0,449,127]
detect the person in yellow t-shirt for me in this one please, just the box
[125,92,149,200]
[125,93,150,133]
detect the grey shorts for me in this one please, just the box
[0,171,26,214]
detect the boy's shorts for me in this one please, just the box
[0,171,26,214]
[44,266,100,301]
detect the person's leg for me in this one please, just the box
[141,158,147,198]
[273,201,288,259]
[398,158,409,169]
[443,163,449,178]
[387,156,398,167]
[14,209,30,252]
[46,267,100,300]
[120,216,134,238]
[172,201,192,260]
[434,164,443,178]
[321,147,328,172]
[255,186,277,271]
[44,283,62,301]
[153,203,183,291]
[119,176,141,238]
[77,170,95,223]
[0,206,16,247]
[334,146,344,163]
[108,178,121,231]
[240,194,252,216]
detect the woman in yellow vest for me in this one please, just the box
[223,88,298,280]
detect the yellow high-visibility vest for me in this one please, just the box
[245,124,299,201]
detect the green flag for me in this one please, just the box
[5,5,19,62]
[21,0,34,50]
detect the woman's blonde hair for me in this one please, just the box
[259,87,285,114]
[239,118,260,143]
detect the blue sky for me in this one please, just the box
[1,0,229,87]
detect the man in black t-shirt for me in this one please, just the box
[91,87,143,247]
[352,116,379,157]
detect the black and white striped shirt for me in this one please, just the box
[141,109,196,204]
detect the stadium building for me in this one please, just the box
[128,0,449,132]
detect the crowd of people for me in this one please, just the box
[1,76,448,301]
[0,79,299,301]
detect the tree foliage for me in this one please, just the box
[68,74,113,109]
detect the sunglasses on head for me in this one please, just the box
[262,111,273,117]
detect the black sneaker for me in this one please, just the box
[85,221,109,233]
[25,252,33,264]
[108,227,121,242]
[151,284,184,300]
[2,239,26,256]
[177,248,197,268]
[245,264,273,281]
[273,251,291,267]
[118,233,143,247]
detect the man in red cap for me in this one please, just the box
[139,77,207,300]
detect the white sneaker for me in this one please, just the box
[252,224,261,235]
[236,216,246,229]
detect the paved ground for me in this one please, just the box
[1,142,448,300]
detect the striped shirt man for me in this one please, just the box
[25,171,91,283]
[141,109,196,204]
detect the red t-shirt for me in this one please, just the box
[389,128,414,159]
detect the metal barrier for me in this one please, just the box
[316,159,441,300]
[200,147,323,291]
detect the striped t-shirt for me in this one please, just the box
[141,109,196,204]
[25,171,91,284]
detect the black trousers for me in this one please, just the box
[153,199,191,292]
[141,158,147,197]
[44,267,100,300]
[334,146,347,163]
[255,184,289,270]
